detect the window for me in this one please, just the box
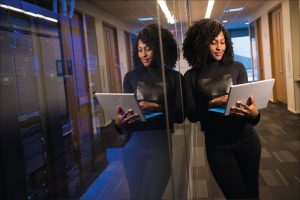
[229,28,253,81]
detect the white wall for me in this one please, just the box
[176,49,190,75]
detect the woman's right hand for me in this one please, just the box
[208,95,228,107]
[114,106,140,127]
[138,101,162,112]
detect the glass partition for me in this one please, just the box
[156,1,191,199]
[0,0,190,199]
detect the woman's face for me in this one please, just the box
[138,40,154,67]
[209,31,226,61]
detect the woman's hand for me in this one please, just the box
[230,96,259,119]
[114,106,140,127]
[138,101,162,112]
[209,95,228,107]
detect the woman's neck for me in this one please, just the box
[206,55,219,65]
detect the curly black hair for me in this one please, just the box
[182,18,234,68]
[133,24,178,69]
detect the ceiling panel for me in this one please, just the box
[211,0,230,21]
[217,0,266,28]
[189,0,207,21]
[86,0,267,31]
[87,0,162,30]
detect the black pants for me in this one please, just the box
[205,134,261,199]
[122,130,171,199]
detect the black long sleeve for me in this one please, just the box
[184,61,260,141]
[166,69,185,124]
[183,68,209,123]
[122,67,185,132]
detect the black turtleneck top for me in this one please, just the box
[123,66,184,132]
[184,61,260,146]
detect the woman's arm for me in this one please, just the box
[123,72,134,93]
[183,70,208,123]
[167,72,185,124]
[237,62,248,84]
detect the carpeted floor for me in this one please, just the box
[80,102,300,200]
[190,102,300,199]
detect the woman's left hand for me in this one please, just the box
[230,96,259,119]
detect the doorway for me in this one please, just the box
[250,18,264,81]
[103,24,122,92]
[269,6,287,103]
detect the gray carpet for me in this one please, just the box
[189,102,300,199]
[81,102,300,199]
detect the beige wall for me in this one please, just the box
[75,1,136,126]
[250,0,300,113]
[282,0,300,113]
[289,0,300,113]
[117,29,130,90]
[75,1,134,93]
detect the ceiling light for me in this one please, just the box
[138,17,156,22]
[205,0,215,19]
[245,22,249,25]
[0,3,58,23]
[224,7,244,13]
[222,20,228,23]
[157,0,175,24]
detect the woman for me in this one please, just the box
[183,18,261,199]
[115,24,184,199]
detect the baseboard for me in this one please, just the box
[287,107,300,114]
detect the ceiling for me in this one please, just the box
[87,0,267,32]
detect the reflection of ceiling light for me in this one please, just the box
[170,29,176,34]
[223,20,228,23]
[224,7,244,13]
[205,0,215,19]
[138,17,156,22]
[157,0,175,24]
[0,3,58,23]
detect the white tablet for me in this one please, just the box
[208,79,275,116]
[225,79,275,115]
[95,93,146,121]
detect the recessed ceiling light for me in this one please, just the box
[223,20,228,23]
[205,0,215,19]
[0,3,57,22]
[137,17,156,22]
[157,0,175,24]
[224,7,244,13]
[245,22,249,25]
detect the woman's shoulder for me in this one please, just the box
[184,67,198,78]
[230,61,245,68]
[124,69,138,78]
[165,67,183,78]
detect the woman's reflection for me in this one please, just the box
[114,24,184,199]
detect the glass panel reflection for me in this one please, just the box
[0,0,189,199]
